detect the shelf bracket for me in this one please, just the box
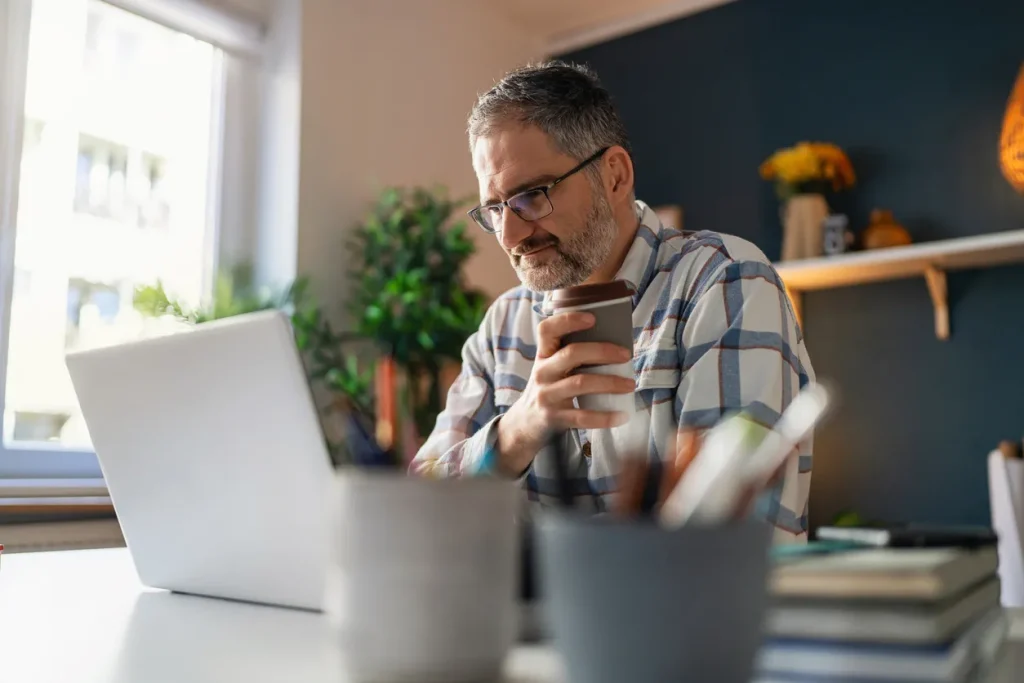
[923,266,949,341]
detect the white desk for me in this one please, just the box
[0,549,1021,683]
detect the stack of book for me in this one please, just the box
[756,530,1007,683]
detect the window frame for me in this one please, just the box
[0,0,265,480]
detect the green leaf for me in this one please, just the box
[416,330,435,350]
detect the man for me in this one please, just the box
[411,61,814,542]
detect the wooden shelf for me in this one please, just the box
[775,229,1024,340]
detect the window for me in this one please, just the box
[74,134,130,220]
[74,134,171,228]
[65,278,124,347]
[139,152,171,229]
[0,0,265,477]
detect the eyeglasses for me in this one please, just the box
[468,147,609,234]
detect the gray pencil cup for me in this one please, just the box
[537,513,773,683]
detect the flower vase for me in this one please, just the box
[781,193,829,261]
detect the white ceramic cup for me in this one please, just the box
[326,471,520,683]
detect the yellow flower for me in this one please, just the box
[807,142,856,187]
[763,144,819,185]
[760,141,856,193]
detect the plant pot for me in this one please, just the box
[537,513,772,683]
[781,193,829,261]
[326,471,520,683]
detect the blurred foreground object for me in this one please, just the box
[538,515,771,683]
[328,473,518,682]
[762,539,1005,681]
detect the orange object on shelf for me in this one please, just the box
[861,209,912,250]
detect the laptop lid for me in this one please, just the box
[65,310,333,610]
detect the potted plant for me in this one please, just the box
[760,142,856,261]
[347,186,487,441]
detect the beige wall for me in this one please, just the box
[296,0,543,317]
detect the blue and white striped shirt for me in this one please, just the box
[411,200,815,542]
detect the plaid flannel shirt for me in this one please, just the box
[410,200,815,542]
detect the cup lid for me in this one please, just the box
[549,280,633,309]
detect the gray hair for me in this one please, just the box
[468,61,632,174]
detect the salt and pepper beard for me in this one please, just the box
[511,184,618,292]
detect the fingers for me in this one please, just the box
[535,342,632,382]
[539,373,636,404]
[536,312,595,358]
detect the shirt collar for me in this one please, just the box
[614,200,665,302]
[532,200,666,316]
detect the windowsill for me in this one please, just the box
[0,479,113,524]
[0,496,113,514]
[0,517,125,553]
[0,478,108,498]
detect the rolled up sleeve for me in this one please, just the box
[409,318,500,478]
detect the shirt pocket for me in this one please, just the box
[633,343,681,413]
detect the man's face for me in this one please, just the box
[471,125,616,291]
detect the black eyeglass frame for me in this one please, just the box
[468,147,610,233]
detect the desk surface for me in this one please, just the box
[0,549,1021,683]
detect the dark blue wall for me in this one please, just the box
[561,0,1024,529]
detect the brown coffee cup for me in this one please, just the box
[548,280,635,424]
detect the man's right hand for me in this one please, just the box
[494,311,635,477]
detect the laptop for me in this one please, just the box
[65,310,333,611]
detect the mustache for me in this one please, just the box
[511,236,559,258]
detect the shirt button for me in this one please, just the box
[582,443,592,459]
